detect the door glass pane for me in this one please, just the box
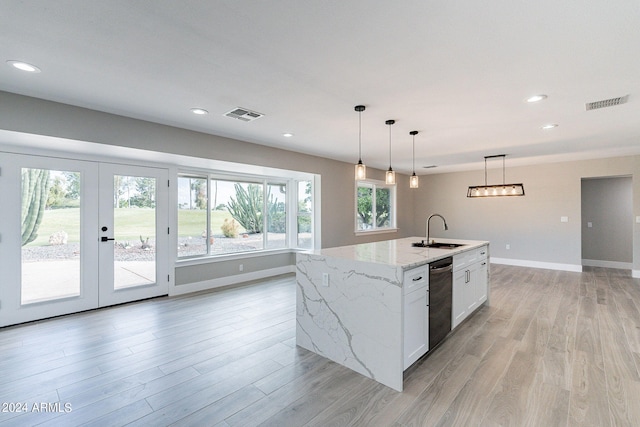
[113,175,156,289]
[267,183,286,249]
[21,169,81,304]
[177,176,208,257]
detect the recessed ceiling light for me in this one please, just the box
[541,123,558,129]
[190,108,208,115]
[283,132,294,138]
[7,60,41,73]
[526,94,547,103]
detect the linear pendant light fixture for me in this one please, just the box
[409,130,419,188]
[467,154,525,197]
[354,105,367,180]
[385,120,396,185]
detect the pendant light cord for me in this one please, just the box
[389,125,392,168]
[484,157,488,186]
[412,134,415,173]
[358,110,362,161]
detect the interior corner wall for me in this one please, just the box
[581,176,633,263]
[412,155,640,271]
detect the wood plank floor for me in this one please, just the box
[1,265,640,426]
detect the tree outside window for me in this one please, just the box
[356,181,395,232]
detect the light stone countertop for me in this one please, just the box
[306,236,489,270]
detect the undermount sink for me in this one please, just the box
[412,241,466,249]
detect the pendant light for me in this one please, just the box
[467,154,525,197]
[354,105,366,180]
[385,119,396,185]
[409,130,419,188]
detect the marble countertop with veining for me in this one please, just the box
[306,237,489,270]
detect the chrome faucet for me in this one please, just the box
[427,214,448,244]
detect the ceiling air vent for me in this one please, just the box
[223,107,264,122]
[585,95,629,111]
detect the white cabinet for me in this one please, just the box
[453,266,472,327]
[452,245,488,329]
[403,266,429,369]
[476,259,488,305]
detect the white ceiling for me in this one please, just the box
[1,0,639,174]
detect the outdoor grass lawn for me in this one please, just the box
[27,208,245,246]
[177,209,247,237]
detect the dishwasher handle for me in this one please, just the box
[430,264,453,273]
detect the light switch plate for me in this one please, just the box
[561,216,568,223]
[637,216,640,223]
[587,222,592,228]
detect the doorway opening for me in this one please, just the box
[581,175,632,270]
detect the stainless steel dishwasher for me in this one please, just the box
[429,257,453,350]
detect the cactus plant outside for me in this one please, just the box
[225,184,263,234]
[21,168,51,246]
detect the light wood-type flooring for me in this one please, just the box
[1,265,640,426]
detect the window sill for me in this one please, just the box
[354,228,399,237]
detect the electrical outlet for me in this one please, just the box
[587,222,593,228]
[239,264,243,272]
[322,273,330,287]
[560,216,568,223]
[506,244,510,250]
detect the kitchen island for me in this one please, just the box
[295,237,489,391]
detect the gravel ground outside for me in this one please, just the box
[21,233,284,262]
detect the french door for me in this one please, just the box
[0,153,168,327]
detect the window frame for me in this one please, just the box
[295,179,314,249]
[354,179,398,235]
[177,169,314,261]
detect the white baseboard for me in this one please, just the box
[169,265,295,296]
[581,259,633,270]
[491,257,582,273]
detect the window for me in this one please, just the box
[178,172,314,259]
[297,180,313,249]
[356,180,396,232]
[177,175,208,257]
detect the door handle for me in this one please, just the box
[101,236,115,242]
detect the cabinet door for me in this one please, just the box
[452,268,468,329]
[403,287,429,369]
[466,264,479,313]
[476,260,488,304]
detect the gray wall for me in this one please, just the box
[175,253,295,286]
[581,176,633,263]
[412,156,640,271]
[0,91,415,287]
